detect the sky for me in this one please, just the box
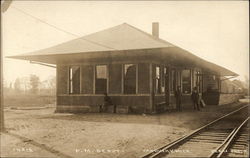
[2,1,249,85]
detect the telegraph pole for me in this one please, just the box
[1,0,12,132]
[0,9,4,132]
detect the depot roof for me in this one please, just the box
[8,23,237,76]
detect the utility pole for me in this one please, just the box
[0,9,4,132]
[1,0,12,132]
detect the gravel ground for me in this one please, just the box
[1,100,248,158]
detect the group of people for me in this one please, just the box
[175,86,201,111]
[104,86,202,113]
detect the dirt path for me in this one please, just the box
[1,101,248,158]
[1,132,59,158]
[2,131,73,158]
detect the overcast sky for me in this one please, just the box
[2,1,249,84]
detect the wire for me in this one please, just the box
[11,5,117,51]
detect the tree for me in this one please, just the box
[48,76,56,95]
[14,78,21,93]
[29,75,40,94]
[39,76,56,95]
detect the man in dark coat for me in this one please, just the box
[104,93,112,106]
[175,86,182,111]
[191,87,200,111]
[103,93,115,113]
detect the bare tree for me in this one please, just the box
[14,78,21,93]
[29,75,40,94]
[48,76,56,95]
[39,76,56,95]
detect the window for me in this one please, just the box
[57,66,68,94]
[197,71,203,92]
[181,69,191,94]
[138,63,150,94]
[109,64,122,94]
[124,64,136,94]
[155,66,161,94]
[95,65,107,94]
[161,67,166,93]
[69,66,80,94]
[206,75,219,92]
[194,70,198,88]
[171,69,176,93]
[81,65,94,94]
[194,70,201,92]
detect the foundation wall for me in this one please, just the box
[56,95,151,113]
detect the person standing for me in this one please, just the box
[191,87,200,111]
[103,93,114,112]
[175,86,182,111]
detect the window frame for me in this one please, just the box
[181,69,192,94]
[69,65,81,94]
[95,64,108,94]
[123,63,137,94]
[170,69,177,93]
[155,65,161,94]
[108,64,122,94]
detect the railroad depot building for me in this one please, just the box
[10,23,241,114]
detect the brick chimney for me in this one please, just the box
[152,22,159,38]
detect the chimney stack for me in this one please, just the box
[152,22,159,38]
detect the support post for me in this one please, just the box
[219,77,221,93]
[165,67,170,106]
[1,1,13,131]
[0,13,4,131]
[149,63,154,113]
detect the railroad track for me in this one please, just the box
[214,117,249,158]
[142,104,249,158]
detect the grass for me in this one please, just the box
[4,94,56,107]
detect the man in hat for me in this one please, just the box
[175,86,182,111]
[191,87,200,111]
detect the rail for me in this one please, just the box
[142,104,248,158]
[214,117,249,158]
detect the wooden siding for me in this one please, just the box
[57,95,150,113]
[57,65,68,94]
